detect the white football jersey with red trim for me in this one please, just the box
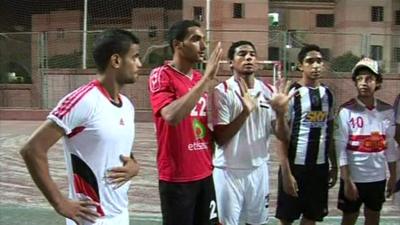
[48,80,135,223]
[212,76,276,169]
[335,97,397,183]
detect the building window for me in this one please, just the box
[370,45,383,60]
[268,47,280,61]
[233,3,244,18]
[316,14,334,27]
[56,28,64,39]
[395,10,400,25]
[394,48,400,62]
[148,26,157,38]
[193,6,204,22]
[371,6,384,22]
[320,48,331,61]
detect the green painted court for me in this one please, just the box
[1,204,399,225]
[1,121,399,225]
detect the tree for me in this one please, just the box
[330,52,360,72]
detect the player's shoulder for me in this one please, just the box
[376,99,393,112]
[340,98,357,108]
[192,68,203,77]
[149,65,175,93]
[120,94,134,107]
[320,83,333,94]
[215,76,235,93]
[149,64,171,78]
[338,98,358,112]
[66,80,98,102]
[289,81,302,91]
[52,81,98,117]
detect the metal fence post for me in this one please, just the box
[39,32,49,109]
[282,31,288,78]
[363,33,370,58]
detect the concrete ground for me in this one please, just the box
[0,120,399,224]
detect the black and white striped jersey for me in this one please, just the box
[287,82,334,166]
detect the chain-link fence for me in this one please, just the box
[1,29,400,109]
[1,0,399,109]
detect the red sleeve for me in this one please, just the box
[148,66,176,117]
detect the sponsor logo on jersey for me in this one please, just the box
[304,111,328,128]
[193,119,206,139]
[361,132,386,151]
[149,70,161,92]
[187,119,208,151]
[188,141,208,151]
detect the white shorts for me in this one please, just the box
[213,162,270,225]
[66,208,129,225]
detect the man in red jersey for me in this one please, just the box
[148,20,222,225]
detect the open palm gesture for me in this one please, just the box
[235,77,261,115]
[268,78,297,115]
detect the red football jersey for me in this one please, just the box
[149,64,213,182]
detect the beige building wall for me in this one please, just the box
[131,7,167,48]
[335,0,399,71]
[32,10,82,56]
[183,0,269,61]
[270,1,336,67]
[131,8,182,64]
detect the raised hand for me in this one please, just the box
[235,77,261,115]
[106,155,139,189]
[55,198,100,225]
[204,42,223,81]
[268,78,297,115]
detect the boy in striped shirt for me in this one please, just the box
[276,44,338,225]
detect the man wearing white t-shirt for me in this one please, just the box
[20,29,141,225]
[212,40,293,225]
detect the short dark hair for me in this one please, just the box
[92,29,139,72]
[167,20,201,51]
[227,40,256,60]
[297,44,321,64]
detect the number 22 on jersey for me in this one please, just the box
[190,96,207,117]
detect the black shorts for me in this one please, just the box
[159,175,220,225]
[275,164,329,222]
[337,179,386,213]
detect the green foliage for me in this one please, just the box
[48,52,81,68]
[85,33,96,68]
[148,50,172,67]
[47,33,97,69]
[330,52,360,72]
[48,51,95,69]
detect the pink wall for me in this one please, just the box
[1,69,399,121]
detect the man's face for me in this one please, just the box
[117,43,142,84]
[354,69,379,97]
[179,26,206,63]
[298,50,324,81]
[231,44,257,76]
